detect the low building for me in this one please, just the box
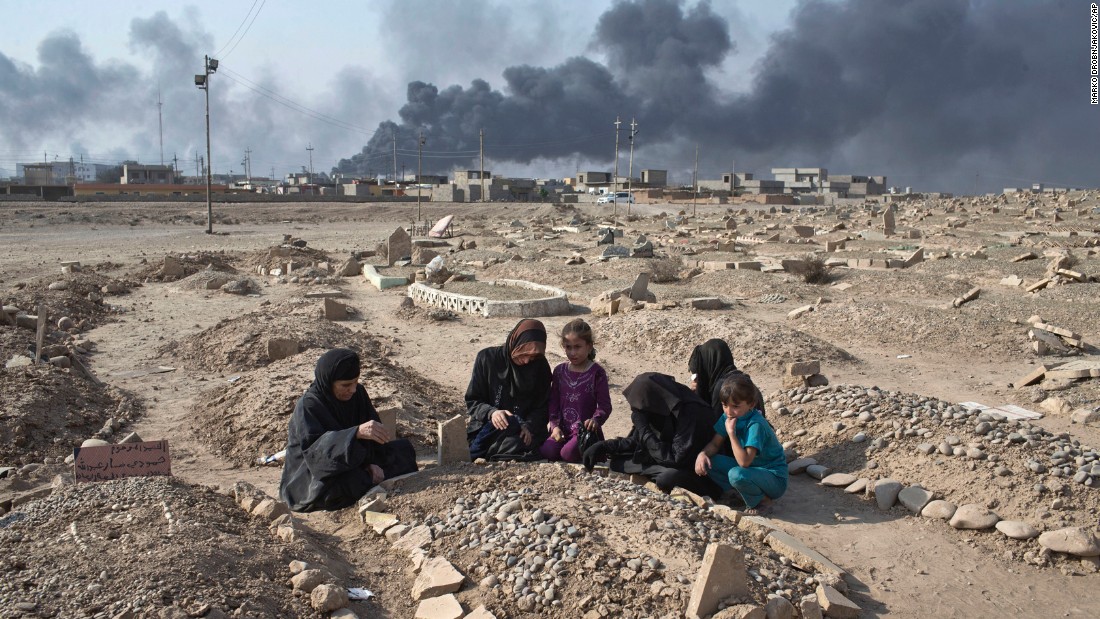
[122,164,173,184]
[641,169,667,187]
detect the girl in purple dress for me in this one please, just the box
[539,319,612,462]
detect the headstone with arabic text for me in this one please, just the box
[74,440,172,483]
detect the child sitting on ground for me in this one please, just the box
[539,319,612,463]
[694,374,787,514]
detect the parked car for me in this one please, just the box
[596,191,634,205]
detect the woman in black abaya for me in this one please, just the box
[689,339,766,416]
[582,372,724,499]
[279,348,418,512]
[465,319,552,461]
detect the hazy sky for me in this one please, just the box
[1,0,1096,194]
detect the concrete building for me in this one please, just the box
[640,169,667,187]
[18,161,113,184]
[572,171,612,193]
[828,174,886,197]
[122,164,173,184]
[772,167,827,194]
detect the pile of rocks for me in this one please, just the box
[772,382,1100,570]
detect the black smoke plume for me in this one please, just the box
[338,0,1099,193]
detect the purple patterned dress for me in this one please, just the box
[539,362,612,462]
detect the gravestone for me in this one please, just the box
[628,272,651,302]
[882,206,896,236]
[324,298,348,320]
[437,415,469,465]
[387,227,412,266]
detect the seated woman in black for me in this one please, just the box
[465,319,552,461]
[582,372,723,499]
[689,338,766,416]
[279,348,418,512]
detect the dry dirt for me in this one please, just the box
[0,196,1098,618]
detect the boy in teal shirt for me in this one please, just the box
[694,374,787,514]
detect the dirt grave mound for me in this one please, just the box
[0,477,313,618]
[0,364,141,465]
[160,300,378,373]
[6,270,136,329]
[369,463,835,618]
[596,310,857,376]
[190,349,464,466]
[768,383,1100,568]
[129,251,239,282]
[245,244,332,272]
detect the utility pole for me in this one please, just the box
[392,133,397,183]
[612,116,621,220]
[244,148,252,181]
[306,143,314,185]
[480,128,486,203]
[627,117,638,216]
[692,145,699,217]
[195,152,200,179]
[172,153,179,183]
[417,131,426,223]
[195,54,218,234]
[157,87,165,166]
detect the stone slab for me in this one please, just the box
[364,264,408,290]
[686,543,749,619]
[765,530,846,577]
[437,414,469,465]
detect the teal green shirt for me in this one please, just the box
[714,410,787,478]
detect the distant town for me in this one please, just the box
[2,160,1082,204]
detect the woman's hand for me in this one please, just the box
[550,426,563,442]
[520,426,533,446]
[583,418,601,431]
[491,409,513,430]
[695,452,712,476]
[369,464,384,485]
[356,420,390,444]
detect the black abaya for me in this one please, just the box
[279,349,417,512]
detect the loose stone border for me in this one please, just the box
[358,463,862,619]
[407,280,571,318]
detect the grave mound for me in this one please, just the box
[0,477,306,618]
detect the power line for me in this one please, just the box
[221,0,266,60]
[213,0,261,59]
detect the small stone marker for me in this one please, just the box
[437,414,469,465]
[897,486,933,513]
[267,338,300,362]
[74,440,171,482]
[689,297,726,310]
[323,298,348,320]
[628,272,651,302]
[791,225,815,238]
[376,407,399,440]
[686,543,749,619]
[787,361,820,376]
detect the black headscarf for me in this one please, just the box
[623,372,700,418]
[308,348,365,414]
[688,339,737,404]
[501,319,551,408]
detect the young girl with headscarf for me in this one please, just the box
[279,348,418,512]
[465,319,552,460]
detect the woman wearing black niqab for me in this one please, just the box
[581,372,724,499]
[465,319,552,460]
[279,348,418,512]
[689,339,765,416]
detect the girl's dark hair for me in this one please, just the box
[718,374,758,406]
[561,318,597,361]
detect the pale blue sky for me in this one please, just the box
[0,0,796,179]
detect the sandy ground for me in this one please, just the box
[1,198,1098,617]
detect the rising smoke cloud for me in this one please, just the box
[339,0,1099,193]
